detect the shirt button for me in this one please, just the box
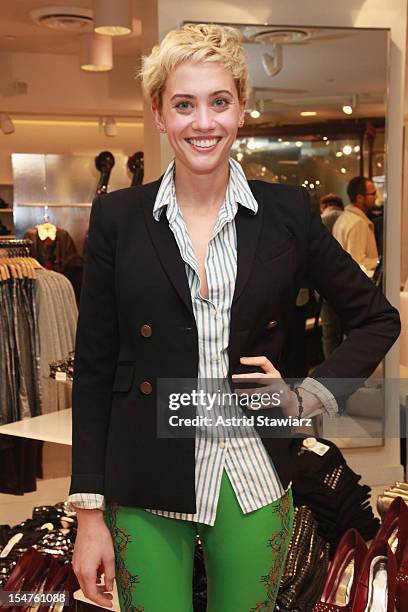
[139,381,153,395]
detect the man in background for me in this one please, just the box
[332,176,379,273]
[320,193,344,233]
[319,194,344,358]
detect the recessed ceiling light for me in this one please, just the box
[343,145,352,155]
[250,109,261,119]
[342,105,353,115]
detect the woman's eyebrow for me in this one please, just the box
[170,90,233,101]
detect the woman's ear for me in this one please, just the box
[152,102,166,133]
[238,98,246,127]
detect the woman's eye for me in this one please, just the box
[213,98,229,108]
[176,101,192,111]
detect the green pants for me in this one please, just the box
[104,469,293,612]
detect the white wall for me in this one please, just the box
[0,51,143,115]
[151,0,407,485]
[0,48,144,184]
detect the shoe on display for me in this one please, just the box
[313,528,367,611]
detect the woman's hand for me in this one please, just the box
[72,509,115,608]
[231,356,298,417]
[232,356,324,418]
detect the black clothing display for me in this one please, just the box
[290,437,380,552]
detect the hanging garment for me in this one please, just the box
[24,227,78,274]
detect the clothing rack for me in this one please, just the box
[0,238,32,257]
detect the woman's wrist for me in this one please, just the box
[75,507,105,523]
[293,386,324,418]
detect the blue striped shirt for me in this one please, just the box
[144,158,286,525]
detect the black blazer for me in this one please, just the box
[69,179,400,512]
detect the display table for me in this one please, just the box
[74,584,120,612]
[0,408,72,445]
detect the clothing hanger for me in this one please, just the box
[36,206,57,241]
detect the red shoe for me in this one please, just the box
[352,539,397,612]
[313,529,367,611]
[375,496,408,612]
[37,563,79,612]
[3,548,54,612]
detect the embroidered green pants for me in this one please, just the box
[104,469,293,612]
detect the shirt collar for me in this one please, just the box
[152,157,258,222]
[345,204,373,225]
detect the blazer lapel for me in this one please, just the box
[141,180,194,317]
[232,183,264,305]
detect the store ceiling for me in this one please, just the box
[0,2,388,124]
[0,0,142,56]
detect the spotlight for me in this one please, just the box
[80,32,112,71]
[343,145,352,155]
[104,117,117,137]
[93,0,132,36]
[0,113,15,134]
[353,145,360,153]
[261,44,282,77]
[250,109,261,119]
[336,152,343,158]
[295,141,303,148]
[340,167,347,174]
[342,105,353,115]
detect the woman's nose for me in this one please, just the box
[192,106,215,131]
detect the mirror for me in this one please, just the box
[184,22,390,448]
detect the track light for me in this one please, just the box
[261,44,283,77]
[342,95,357,115]
[93,0,132,36]
[80,32,113,72]
[104,117,117,137]
[0,113,15,135]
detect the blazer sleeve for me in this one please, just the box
[301,187,400,401]
[69,195,119,495]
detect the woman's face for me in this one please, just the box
[152,60,245,176]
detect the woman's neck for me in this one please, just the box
[174,158,229,216]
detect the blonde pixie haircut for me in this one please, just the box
[140,23,248,109]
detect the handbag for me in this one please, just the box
[275,506,330,612]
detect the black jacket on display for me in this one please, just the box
[69,179,400,512]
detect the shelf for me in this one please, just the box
[0,408,72,445]
[15,202,92,208]
[74,583,120,611]
[0,209,13,214]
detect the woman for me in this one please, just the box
[69,24,400,611]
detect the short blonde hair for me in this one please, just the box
[140,23,248,108]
